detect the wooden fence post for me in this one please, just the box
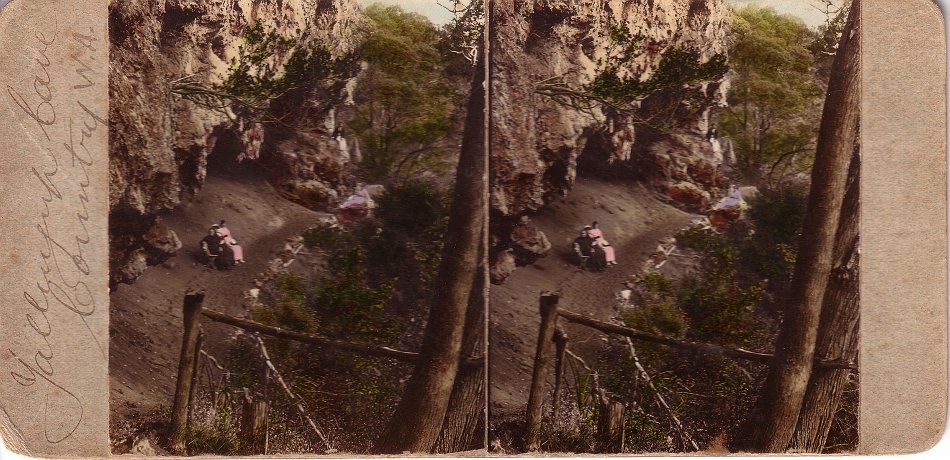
[597,394,625,453]
[187,331,204,426]
[523,293,560,451]
[551,327,568,419]
[241,392,269,455]
[169,291,205,454]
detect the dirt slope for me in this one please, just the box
[489,176,697,423]
[109,171,328,438]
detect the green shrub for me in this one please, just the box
[737,185,808,295]
[374,180,449,237]
[621,299,687,338]
[639,272,673,296]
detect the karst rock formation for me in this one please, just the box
[109,0,362,287]
[489,0,731,277]
[108,0,733,287]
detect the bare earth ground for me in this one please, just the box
[489,176,697,425]
[109,170,697,448]
[109,171,327,439]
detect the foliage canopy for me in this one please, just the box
[349,5,462,183]
[718,6,823,181]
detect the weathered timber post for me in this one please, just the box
[523,293,560,451]
[169,291,205,454]
[186,331,204,426]
[597,395,625,453]
[241,392,269,455]
[551,327,569,419]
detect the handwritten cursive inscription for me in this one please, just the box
[5,24,105,445]
[6,31,56,141]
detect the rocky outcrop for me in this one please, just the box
[489,0,731,218]
[488,0,731,282]
[109,0,362,287]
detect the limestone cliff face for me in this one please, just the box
[489,0,731,218]
[109,0,362,287]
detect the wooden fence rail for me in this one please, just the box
[557,307,774,363]
[558,307,856,370]
[168,290,430,454]
[520,297,858,453]
[200,308,421,363]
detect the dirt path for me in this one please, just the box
[489,176,697,422]
[109,172,328,435]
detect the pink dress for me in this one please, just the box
[217,226,244,262]
[589,228,616,263]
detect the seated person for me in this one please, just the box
[572,229,594,267]
[217,220,245,264]
[200,227,224,269]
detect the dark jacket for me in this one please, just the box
[201,233,223,256]
[573,235,594,257]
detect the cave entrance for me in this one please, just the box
[576,130,619,179]
[206,128,257,178]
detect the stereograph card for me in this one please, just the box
[0,0,946,457]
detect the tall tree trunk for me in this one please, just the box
[790,146,860,452]
[374,49,488,454]
[435,263,488,453]
[736,0,860,452]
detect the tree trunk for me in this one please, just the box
[523,294,561,451]
[737,0,860,452]
[435,259,488,453]
[789,146,860,452]
[373,48,487,453]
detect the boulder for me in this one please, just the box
[509,220,552,265]
[130,437,157,457]
[286,180,340,210]
[115,248,149,286]
[142,217,182,264]
[666,182,710,212]
[490,249,518,285]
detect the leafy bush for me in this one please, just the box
[309,247,399,343]
[374,180,449,236]
[621,299,687,338]
[621,272,687,342]
[675,226,769,347]
[736,185,808,296]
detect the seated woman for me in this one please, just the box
[589,222,617,265]
[217,220,245,264]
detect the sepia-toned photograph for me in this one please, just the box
[107,0,485,455]
[8,0,946,457]
[487,0,858,454]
